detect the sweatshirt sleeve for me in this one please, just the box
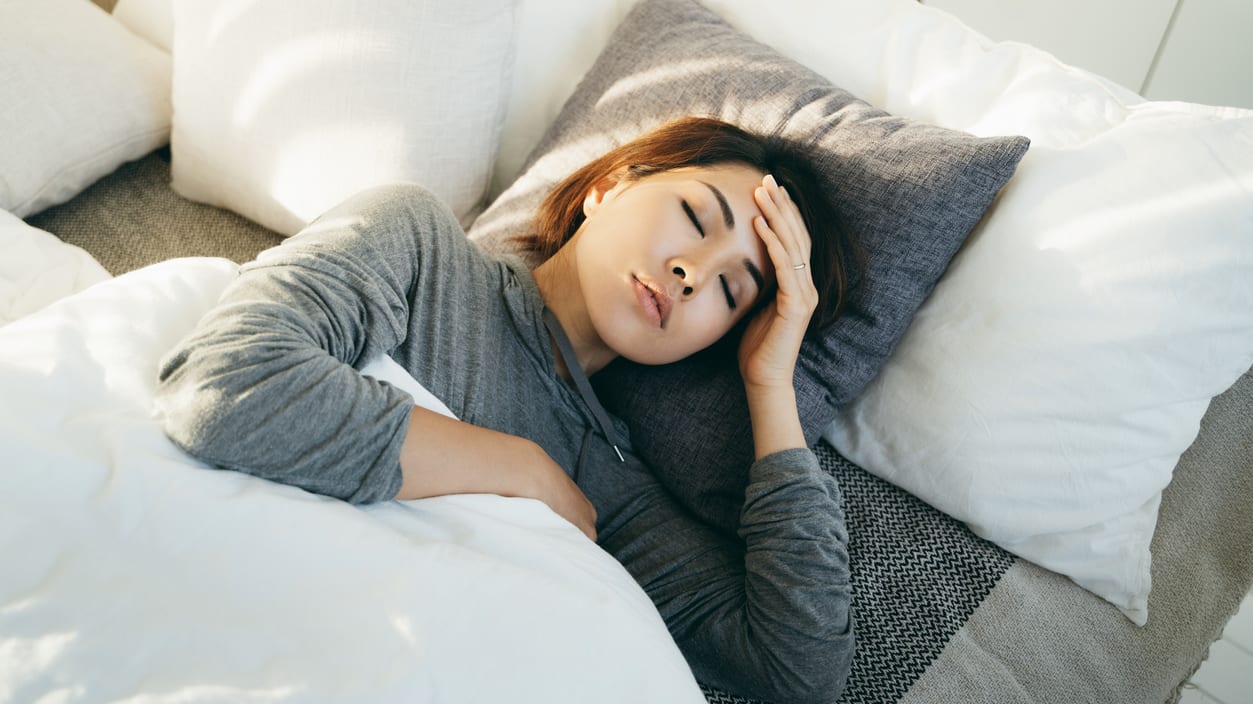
[591,447,853,704]
[155,184,475,503]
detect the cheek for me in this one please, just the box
[683,297,738,347]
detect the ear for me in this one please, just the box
[582,167,630,218]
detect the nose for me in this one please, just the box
[672,266,695,297]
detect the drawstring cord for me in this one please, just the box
[542,308,626,465]
[575,428,595,483]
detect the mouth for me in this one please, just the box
[632,275,672,329]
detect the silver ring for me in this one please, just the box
[792,262,807,271]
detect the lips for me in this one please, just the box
[632,275,672,328]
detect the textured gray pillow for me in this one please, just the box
[468,0,1029,534]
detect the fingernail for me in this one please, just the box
[765,174,777,187]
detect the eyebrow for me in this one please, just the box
[743,258,765,293]
[699,180,735,228]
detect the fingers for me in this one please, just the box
[574,516,597,542]
[561,477,598,541]
[753,175,817,315]
[754,174,811,265]
[556,493,597,541]
[578,495,598,541]
[753,211,793,282]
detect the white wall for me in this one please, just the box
[1141,0,1253,109]
[922,0,1253,109]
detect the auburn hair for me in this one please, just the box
[515,117,861,336]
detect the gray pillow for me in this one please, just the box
[468,0,1029,534]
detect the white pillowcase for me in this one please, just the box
[112,0,173,52]
[171,0,518,236]
[0,257,706,703]
[0,210,111,326]
[697,0,1253,625]
[490,0,641,198]
[0,0,171,218]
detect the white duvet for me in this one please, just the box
[0,209,110,326]
[0,254,705,703]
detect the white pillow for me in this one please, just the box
[171,0,518,236]
[490,0,641,198]
[0,0,171,218]
[112,0,173,52]
[0,209,111,326]
[0,257,706,703]
[698,0,1253,625]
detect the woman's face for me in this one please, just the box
[572,163,777,365]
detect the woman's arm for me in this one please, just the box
[589,445,852,704]
[157,184,592,528]
[744,383,806,458]
[156,186,425,502]
[397,408,598,538]
[704,174,853,700]
[736,173,820,456]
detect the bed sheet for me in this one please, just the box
[0,256,706,704]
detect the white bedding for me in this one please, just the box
[0,257,705,703]
[0,209,110,326]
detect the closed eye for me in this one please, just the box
[719,275,737,310]
[681,199,705,238]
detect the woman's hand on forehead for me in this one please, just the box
[736,173,817,390]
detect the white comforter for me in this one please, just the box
[0,209,110,326]
[0,251,705,703]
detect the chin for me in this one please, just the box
[606,332,683,366]
[617,349,681,366]
[596,315,711,367]
[615,336,706,366]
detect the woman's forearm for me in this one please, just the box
[396,406,540,500]
[397,406,598,538]
[744,382,807,459]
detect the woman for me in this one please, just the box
[156,117,856,704]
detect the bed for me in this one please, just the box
[3,1,1251,703]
